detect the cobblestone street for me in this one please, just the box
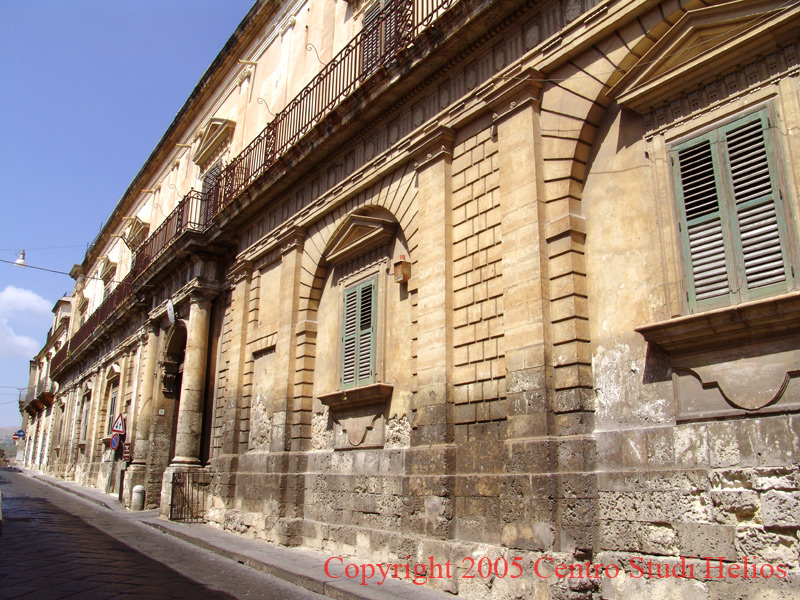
[0,470,325,600]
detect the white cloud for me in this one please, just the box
[0,317,40,359]
[0,285,52,318]
[0,286,54,360]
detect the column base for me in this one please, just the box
[159,461,206,519]
[169,456,202,466]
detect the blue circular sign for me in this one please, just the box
[110,433,120,450]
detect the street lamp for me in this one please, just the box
[13,250,27,267]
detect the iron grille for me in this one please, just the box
[169,470,211,523]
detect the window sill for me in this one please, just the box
[636,291,800,356]
[318,383,393,410]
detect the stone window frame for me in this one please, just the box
[79,385,92,445]
[638,96,800,350]
[101,364,121,441]
[319,251,394,412]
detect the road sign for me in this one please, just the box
[11,434,19,441]
[15,429,25,439]
[110,433,120,450]
[122,442,132,462]
[111,414,125,435]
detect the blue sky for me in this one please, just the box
[0,0,255,428]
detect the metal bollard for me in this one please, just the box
[131,485,145,511]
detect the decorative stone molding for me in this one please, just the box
[409,125,455,171]
[227,259,253,286]
[323,214,396,266]
[481,65,543,122]
[637,293,800,420]
[636,292,800,356]
[611,0,800,116]
[642,45,799,134]
[194,118,236,170]
[237,65,254,86]
[319,384,393,449]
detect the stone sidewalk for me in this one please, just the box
[30,471,455,600]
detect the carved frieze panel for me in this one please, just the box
[673,337,800,420]
[333,405,385,450]
[319,383,393,449]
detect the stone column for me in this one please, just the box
[489,75,550,441]
[171,293,212,465]
[126,320,159,500]
[132,320,160,464]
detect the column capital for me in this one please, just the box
[277,225,306,256]
[188,293,213,310]
[409,125,456,171]
[227,259,253,286]
[146,318,161,334]
[482,66,543,124]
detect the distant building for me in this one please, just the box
[23,0,800,597]
[20,295,71,473]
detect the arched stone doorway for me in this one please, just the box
[142,321,187,509]
[162,322,187,464]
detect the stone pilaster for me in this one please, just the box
[410,126,456,446]
[488,73,550,442]
[219,261,252,457]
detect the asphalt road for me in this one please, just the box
[0,469,326,600]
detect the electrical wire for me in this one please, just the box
[0,258,152,289]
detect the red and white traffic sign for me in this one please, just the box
[111,414,125,435]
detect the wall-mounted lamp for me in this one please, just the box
[393,255,411,283]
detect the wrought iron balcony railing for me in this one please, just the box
[51,0,455,375]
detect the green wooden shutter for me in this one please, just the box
[674,134,735,309]
[673,110,792,311]
[361,2,382,79]
[720,113,791,301]
[342,278,376,389]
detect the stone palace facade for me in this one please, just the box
[21,0,800,598]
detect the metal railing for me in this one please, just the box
[35,377,56,398]
[52,0,456,374]
[213,0,426,216]
[169,470,211,522]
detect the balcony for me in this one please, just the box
[52,0,457,376]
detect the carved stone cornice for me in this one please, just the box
[642,44,799,134]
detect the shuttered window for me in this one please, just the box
[341,277,377,389]
[672,110,793,312]
[361,2,382,79]
[106,386,118,434]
